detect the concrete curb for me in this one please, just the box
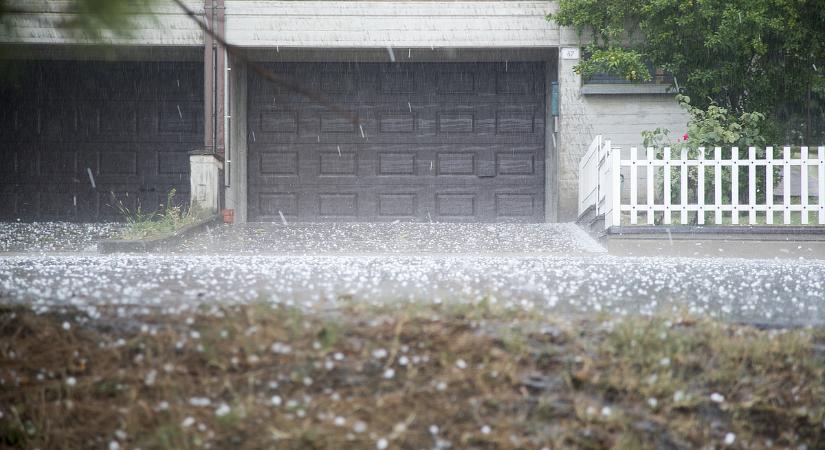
[98,215,223,254]
[605,225,825,241]
[600,225,825,259]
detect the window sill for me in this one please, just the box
[580,84,675,95]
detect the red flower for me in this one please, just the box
[683,133,689,141]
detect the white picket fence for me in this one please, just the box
[578,135,825,229]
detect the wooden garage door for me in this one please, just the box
[248,62,545,222]
[0,60,202,222]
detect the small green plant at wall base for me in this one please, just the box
[113,189,202,239]
[642,95,768,221]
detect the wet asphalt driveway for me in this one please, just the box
[0,222,824,327]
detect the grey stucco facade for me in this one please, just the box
[1,0,688,223]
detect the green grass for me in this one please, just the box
[113,189,204,240]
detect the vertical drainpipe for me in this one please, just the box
[214,0,225,158]
[203,0,225,157]
[200,0,225,204]
[203,0,214,153]
[215,0,226,211]
[191,0,225,215]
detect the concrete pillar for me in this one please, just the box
[224,55,248,222]
[190,152,224,214]
[557,29,594,222]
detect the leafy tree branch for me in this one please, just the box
[549,0,825,144]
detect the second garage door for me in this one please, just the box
[0,60,202,221]
[248,61,546,222]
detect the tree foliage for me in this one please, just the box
[549,0,825,144]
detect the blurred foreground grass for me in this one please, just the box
[0,301,823,449]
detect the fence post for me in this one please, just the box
[714,147,722,224]
[819,146,825,225]
[697,147,705,225]
[680,147,688,224]
[731,147,739,224]
[663,147,671,224]
[801,146,809,225]
[602,141,620,229]
[630,147,638,225]
[766,147,774,225]
[748,147,757,224]
[646,147,655,225]
[784,146,792,225]
[595,135,602,216]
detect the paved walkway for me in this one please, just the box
[172,222,606,255]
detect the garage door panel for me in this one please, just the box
[318,150,358,177]
[250,143,542,185]
[248,106,544,146]
[0,192,20,220]
[39,190,80,220]
[495,191,541,219]
[0,61,202,221]
[40,102,80,142]
[0,105,41,142]
[255,62,544,104]
[156,101,203,138]
[257,149,300,176]
[378,152,417,176]
[144,63,204,102]
[255,191,299,221]
[377,192,418,218]
[0,144,39,179]
[249,61,545,222]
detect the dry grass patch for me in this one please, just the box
[0,302,823,449]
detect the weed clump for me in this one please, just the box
[112,189,203,240]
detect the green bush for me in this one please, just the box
[642,95,769,220]
[575,46,652,82]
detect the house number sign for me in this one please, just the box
[561,47,580,60]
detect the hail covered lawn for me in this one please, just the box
[1,222,825,448]
[1,303,824,450]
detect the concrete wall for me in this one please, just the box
[0,0,203,46]
[224,1,559,48]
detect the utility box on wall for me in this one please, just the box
[190,151,224,214]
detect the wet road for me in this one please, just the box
[0,223,823,326]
